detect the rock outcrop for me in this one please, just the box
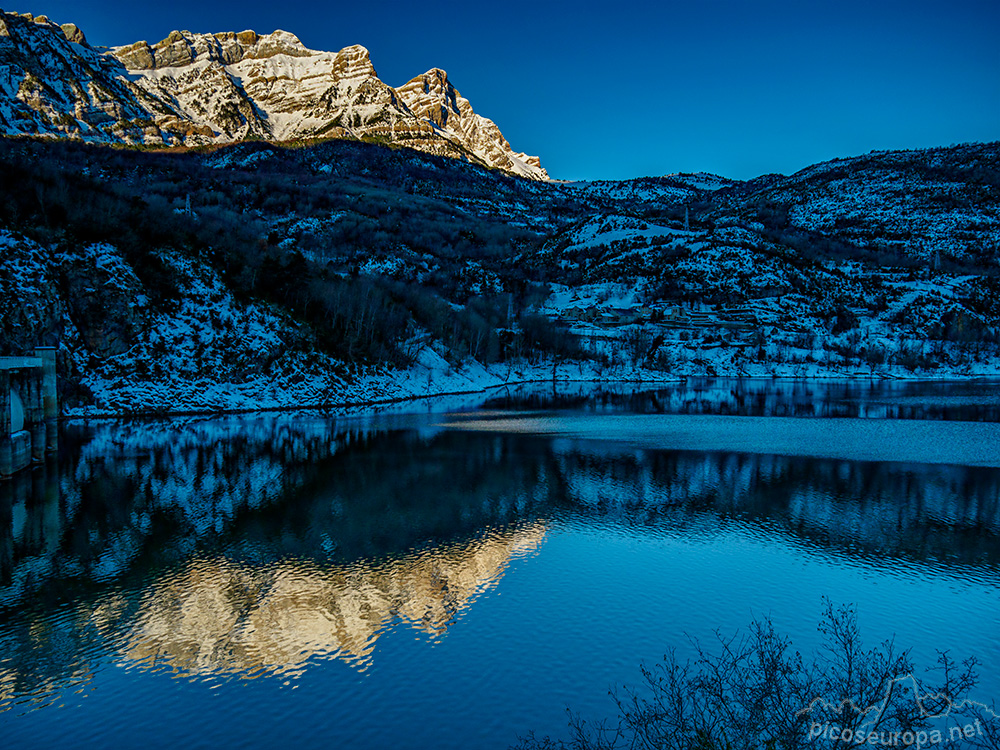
[398,68,548,179]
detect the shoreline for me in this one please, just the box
[62,370,1000,422]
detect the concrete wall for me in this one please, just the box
[10,389,24,433]
[9,430,31,475]
[0,370,9,478]
[1,349,58,479]
[36,347,58,453]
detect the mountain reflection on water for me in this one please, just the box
[115,527,545,678]
[0,414,551,707]
[0,380,999,742]
[482,377,1000,422]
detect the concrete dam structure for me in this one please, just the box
[0,347,58,478]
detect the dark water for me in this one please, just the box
[1,379,999,749]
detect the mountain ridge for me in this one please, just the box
[1,134,999,416]
[0,10,549,179]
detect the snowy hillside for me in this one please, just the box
[1,120,999,415]
[530,142,1000,379]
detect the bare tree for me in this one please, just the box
[515,600,997,750]
[622,326,653,368]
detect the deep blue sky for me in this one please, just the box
[24,0,1000,180]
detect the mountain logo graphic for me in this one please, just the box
[797,674,998,747]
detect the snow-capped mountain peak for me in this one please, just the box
[0,10,548,179]
[397,67,549,180]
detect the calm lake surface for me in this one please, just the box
[1,379,999,749]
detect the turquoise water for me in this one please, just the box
[1,380,998,748]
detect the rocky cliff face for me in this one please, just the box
[398,68,546,179]
[0,11,167,141]
[0,11,548,179]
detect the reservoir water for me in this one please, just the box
[1,379,998,748]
